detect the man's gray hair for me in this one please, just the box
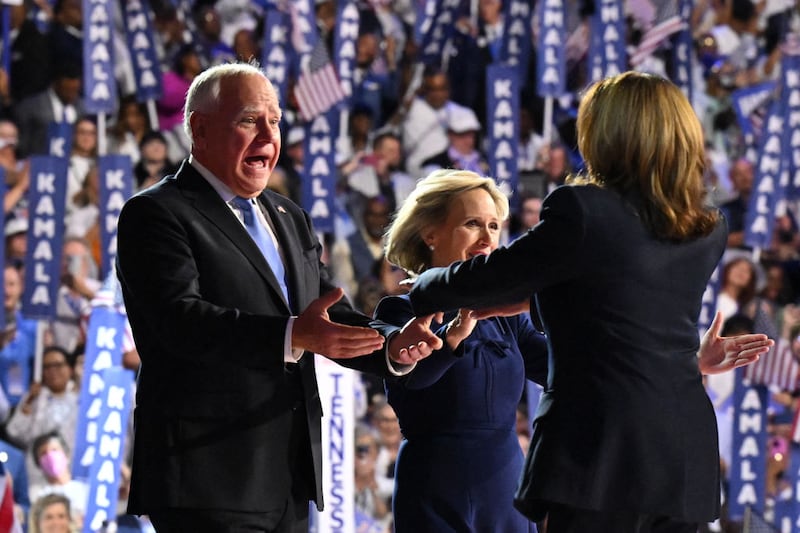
[183,62,271,143]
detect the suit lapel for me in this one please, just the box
[176,164,291,312]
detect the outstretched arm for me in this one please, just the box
[698,311,774,375]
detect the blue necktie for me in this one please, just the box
[232,196,291,307]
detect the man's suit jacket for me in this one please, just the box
[409,184,727,523]
[13,90,83,158]
[117,161,400,515]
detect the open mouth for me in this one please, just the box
[244,156,268,168]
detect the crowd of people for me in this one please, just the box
[0,0,795,531]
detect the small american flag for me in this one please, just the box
[629,0,686,67]
[744,302,800,391]
[0,463,22,533]
[294,39,346,122]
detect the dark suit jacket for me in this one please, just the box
[409,184,727,522]
[13,89,83,158]
[117,161,400,515]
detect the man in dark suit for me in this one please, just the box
[13,62,82,158]
[116,62,440,533]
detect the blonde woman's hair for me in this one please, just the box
[569,71,717,240]
[384,169,509,276]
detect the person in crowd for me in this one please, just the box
[65,164,99,242]
[193,6,235,67]
[7,3,51,105]
[420,104,488,176]
[272,126,304,205]
[0,263,38,407]
[346,131,415,214]
[107,96,152,165]
[13,61,83,158]
[405,72,773,532]
[0,119,31,216]
[517,193,543,234]
[338,104,376,171]
[376,168,549,532]
[6,346,79,497]
[66,116,97,215]
[401,68,458,179]
[446,0,505,123]
[716,256,758,320]
[354,423,391,529]
[115,62,441,533]
[369,398,402,505]
[29,493,73,533]
[50,237,100,354]
[351,31,399,127]
[133,131,179,191]
[28,431,88,527]
[232,28,260,63]
[4,217,28,267]
[157,44,201,162]
[47,0,82,73]
[720,157,755,250]
[523,142,573,199]
[330,195,392,299]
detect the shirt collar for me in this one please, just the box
[189,155,238,204]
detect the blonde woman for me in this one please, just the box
[377,168,548,532]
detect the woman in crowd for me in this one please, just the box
[29,493,73,533]
[404,73,773,532]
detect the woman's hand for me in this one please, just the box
[698,311,774,375]
[444,309,478,350]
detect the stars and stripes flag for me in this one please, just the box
[744,303,800,391]
[294,38,346,122]
[0,462,22,533]
[629,0,686,67]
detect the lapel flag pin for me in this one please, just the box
[277,206,287,213]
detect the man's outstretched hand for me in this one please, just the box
[292,288,385,358]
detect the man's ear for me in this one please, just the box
[188,112,205,150]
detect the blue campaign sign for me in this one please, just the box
[588,0,626,82]
[121,0,163,102]
[82,366,135,533]
[21,156,67,319]
[728,369,767,521]
[536,0,566,98]
[671,0,694,102]
[82,0,117,114]
[302,109,340,234]
[744,97,787,250]
[500,0,532,83]
[72,306,126,481]
[262,7,291,106]
[97,155,133,278]
[486,64,519,208]
[47,121,73,158]
[333,0,359,103]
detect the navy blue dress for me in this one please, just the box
[374,295,548,532]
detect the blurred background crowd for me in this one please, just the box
[0,0,797,531]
